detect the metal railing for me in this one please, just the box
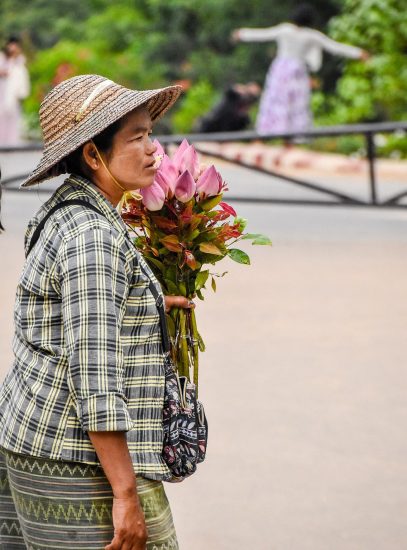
[1,120,407,207]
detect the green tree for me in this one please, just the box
[313,0,407,123]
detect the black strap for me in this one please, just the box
[26,199,171,353]
[27,199,103,256]
[142,271,171,353]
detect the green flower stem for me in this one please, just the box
[178,308,190,379]
[189,308,200,395]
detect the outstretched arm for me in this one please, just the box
[232,24,283,43]
[311,29,364,59]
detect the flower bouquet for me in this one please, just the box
[120,139,271,390]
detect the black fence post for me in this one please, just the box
[366,132,377,205]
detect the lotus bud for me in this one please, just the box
[196,165,221,198]
[180,144,200,179]
[140,181,165,211]
[152,139,165,158]
[172,139,190,170]
[158,155,178,197]
[174,170,196,203]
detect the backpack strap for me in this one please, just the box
[27,199,103,257]
[26,198,171,353]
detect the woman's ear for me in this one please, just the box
[82,142,99,171]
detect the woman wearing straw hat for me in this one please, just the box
[0,74,190,549]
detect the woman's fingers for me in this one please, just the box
[164,295,195,312]
[105,534,146,550]
[105,535,120,550]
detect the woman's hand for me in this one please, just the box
[360,50,370,62]
[105,496,147,550]
[164,295,195,313]
[231,29,241,43]
[87,432,147,550]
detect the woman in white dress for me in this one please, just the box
[233,4,368,135]
[0,36,30,146]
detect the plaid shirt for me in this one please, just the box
[0,175,171,481]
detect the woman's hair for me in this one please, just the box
[6,35,21,46]
[290,3,316,27]
[3,35,21,56]
[64,118,122,176]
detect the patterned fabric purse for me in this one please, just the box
[142,269,208,482]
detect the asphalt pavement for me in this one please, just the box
[1,158,407,549]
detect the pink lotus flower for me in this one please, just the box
[140,181,165,211]
[174,170,196,203]
[156,155,178,197]
[180,145,200,179]
[196,165,221,198]
[152,139,165,158]
[172,139,190,170]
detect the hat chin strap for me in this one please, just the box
[91,141,142,200]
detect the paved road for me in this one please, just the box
[1,162,407,549]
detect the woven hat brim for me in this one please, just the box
[21,84,182,188]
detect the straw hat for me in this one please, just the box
[21,74,182,187]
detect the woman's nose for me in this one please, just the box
[147,137,157,155]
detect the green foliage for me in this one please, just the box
[315,0,407,124]
[2,0,405,142]
[228,249,251,265]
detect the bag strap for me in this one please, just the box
[27,199,103,256]
[26,199,171,353]
[143,271,171,353]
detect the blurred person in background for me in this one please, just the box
[232,3,369,135]
[0,35,30,146]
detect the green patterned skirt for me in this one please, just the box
[0,448,178,549]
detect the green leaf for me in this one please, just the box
[164,279,179,295]
[165,265,177,281]
[199,195,222,211]
[228,248,251,265]
[196,289,205,301]
[241,233,263,240]
[211,276,217,292]
[145,257,165,272]
[187,229,200,242]
[195,270,209,291]
[252,236,272,246]
[178,282,187,297]
[197,332,206,352]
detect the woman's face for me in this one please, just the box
[6,42,22,57]
[105,106,157,190]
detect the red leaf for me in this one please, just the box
[184,250,198,270]
[160,235,183,252]
[151,215,178,230]
[219,202,237,217]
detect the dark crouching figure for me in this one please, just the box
[196,83,260,133]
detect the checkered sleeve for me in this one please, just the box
[59,228,133,433]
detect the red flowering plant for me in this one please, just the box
[119,139,271,388]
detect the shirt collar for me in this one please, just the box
[54,174,130,238]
